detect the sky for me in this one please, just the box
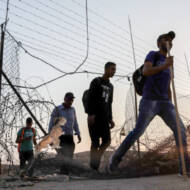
[1,0,190,154]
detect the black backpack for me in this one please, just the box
[132,52,160,96]
[82,77,101,114]
[82,89,89,114]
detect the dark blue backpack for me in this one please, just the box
[82,90,89,114]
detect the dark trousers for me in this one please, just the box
[88,118,111,170]
[59,135,75,174]
[111,99,190,174]
[19,150,34,176]
[19,150,34,169]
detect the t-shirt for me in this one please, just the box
[17,127,36,152]
[142,51,171,100]
[88,77,113,121]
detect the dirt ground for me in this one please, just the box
[2,174,189,190]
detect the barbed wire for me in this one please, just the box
[0,0,147,67]
[6,30,132,89]
[0,0,146,60]
[1,0,190,175]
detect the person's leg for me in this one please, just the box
[59,135,75,175]
[90,122,111,170]
[19,151,26,170]
[88,122,100,170]
[25,150,34,177]
[69,136,75,159]
[62,135,75,158]
[59,135,67,155]
[99,124,111,157]
[19,151,28,177]
[98,122,111,163]
[159,100,190,174]
[109,99,158,171]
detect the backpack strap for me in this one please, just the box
[20,128,25,142]
[17,128,25,152]
[17,128,35,152]
[53,106,61,125]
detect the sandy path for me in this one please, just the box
[8,174,190,190]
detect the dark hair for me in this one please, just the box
[26,117,33,124]
[157,31,175,44]
[104,62,116,70]
[64,92,75,99]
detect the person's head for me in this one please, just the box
[26,117,33,128]
[104,62,116,78]
[64,92,75,108]
[157,31,175,52]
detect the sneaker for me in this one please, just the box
[90,164,99,172]
[19,169,26,178]
[106,165,113,174]
[90,159,100,172]
[178,172,190,177]
[106,155,120,174]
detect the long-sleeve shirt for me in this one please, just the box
[88,77,113,121]
[48,104,80,136]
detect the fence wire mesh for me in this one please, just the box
[0,0,190,178]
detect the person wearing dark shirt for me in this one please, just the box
[87,62,116,170]
[108,31,190,176]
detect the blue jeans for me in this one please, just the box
[111,98,190,173]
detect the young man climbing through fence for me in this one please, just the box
[16,117,37,177]
[87,62,116,171]
[107,31,190,176]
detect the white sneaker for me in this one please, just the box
[106,155,120,174]
[178,172,190,177]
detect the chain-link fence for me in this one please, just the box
[0,31,55,174]
[0,0,190,179]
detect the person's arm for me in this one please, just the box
[48,107,57,133]
[33,138,37,146]
[33,129,37,146]
[15,134,20,143]
[109,85,115,129]
[15,129,22,143]
[143,56,173,76]
[73,108,81,143]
